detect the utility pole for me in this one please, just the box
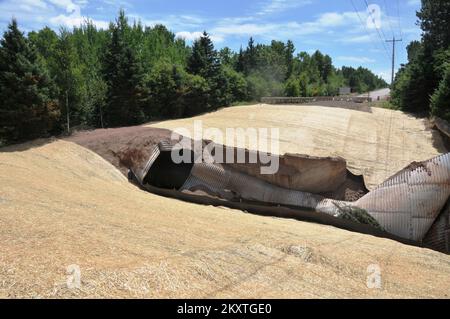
[386,36,402,85]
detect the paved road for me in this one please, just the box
[359,88,390,101]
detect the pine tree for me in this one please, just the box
[187,31,219,79]
[187,31,223,109]
[246,37,257,73]
[103,10,146,127]
[431,64,450,121]
[236,46,245,73]
[0,19,59,144]
[391,0,450,115]
[285,40,295,79]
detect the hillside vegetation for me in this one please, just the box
[392,0,450,121]
[0,10,386,146]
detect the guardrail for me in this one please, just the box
[261,96,372,104]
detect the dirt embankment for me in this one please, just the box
[1,139,450,298]
[147,104,448,190]
[68,126,368,201]
[67,126,175,176]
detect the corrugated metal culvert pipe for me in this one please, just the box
[131,142,450,247]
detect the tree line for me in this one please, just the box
[0,10,387,145]
[391,0,449,122]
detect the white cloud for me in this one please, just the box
[101,0,133,8]
[407,0,421,6]
[0,0,56,31]
[47,0,80,14]
[257,0,312,16]
[47,0,109,29]
[175,31,224,44]
[0,0,109,31]
[209,11,362,42]
[337,56,376,64]
[19,0,49,10]
[129,14,205,31]
[376,69,397,83]
[212,23,276,36]
[341,34,373,43]
[317,12,359,27]
[50,14,109,29]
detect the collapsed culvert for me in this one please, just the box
[124,137,450,253]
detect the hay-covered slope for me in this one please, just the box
[148,104,447,190]
[0,139,449,298]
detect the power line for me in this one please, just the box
[363,0,391,55]
[395,0,404,40]
[349,0,391,60]
[383,0,396,38]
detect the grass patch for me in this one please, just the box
[230,100,260,106]
[334,203,383,230]
[371,100,399,110]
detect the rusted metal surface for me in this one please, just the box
[134,141,450,250]
[355,153,450,241]
[423,200,450,252]
[180,162,348,217]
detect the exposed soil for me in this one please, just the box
[67,126,368,201]
[1,139,450,298]
[67,126,174,176]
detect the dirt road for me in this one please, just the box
[358,88,391,101]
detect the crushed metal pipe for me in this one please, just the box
[129,140,450,251]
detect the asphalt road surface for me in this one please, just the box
[359,88,391,100]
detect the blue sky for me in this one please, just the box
[0,0,423,83]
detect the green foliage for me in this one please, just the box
[246,72,283,100]
[374,100,398,111]
[431,64,450,121]
[222,65,248,102]
[141,24,190,71]
[340,66,386,93]
[188,31,219,79]
[182,73,210,116]
[0,20,59,144]
[53,28,81,131]
[146,61,186,118]
[334,203,383,230]
[103,11,147,127]
[391,0,450,118]
[417,0,450,50]
[284,76,300,97]
[0,10,389,145]
[391,62,429,113]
